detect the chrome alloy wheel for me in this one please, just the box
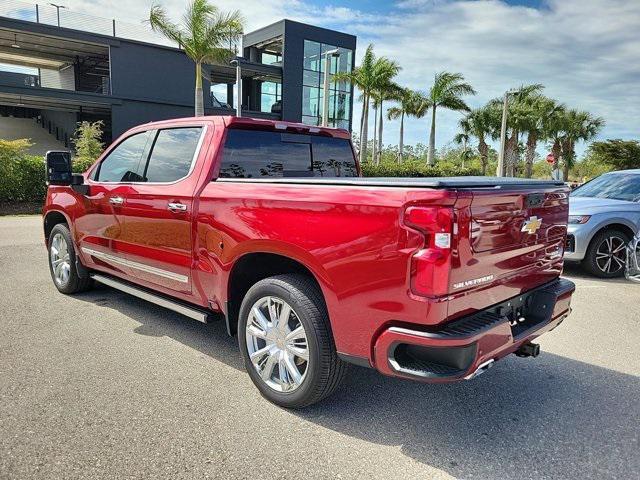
[50,232,71,286]
[595,234,627,275]
[245,296,309,392]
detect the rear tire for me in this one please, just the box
[238,274,347,408]
[583,228,630,278]
[48,224,94,294]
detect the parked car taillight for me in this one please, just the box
[404,206,453,297]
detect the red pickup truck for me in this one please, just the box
[43,116,575,408]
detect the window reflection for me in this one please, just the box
[302,39,353,129]
[144,128,202,182]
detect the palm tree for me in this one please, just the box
[491,84,544,176]
[373,81,402,164]
[387,89,427,163]
[334,45,378,162]
[459,106,493,175]
[560,110,604,180]
[149,0,244,116]
[453,132,473,168]
[520,95,564,178]
[424,72,476,165]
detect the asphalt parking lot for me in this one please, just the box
[1,215,638,480]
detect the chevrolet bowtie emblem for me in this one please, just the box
[521,216,542,234]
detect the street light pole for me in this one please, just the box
[496,89,519,177]
[321,49,339,127]
[230,59,242,117]
[49,3,67,27]
[496,91,509,177]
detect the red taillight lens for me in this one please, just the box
[404,206,453,297]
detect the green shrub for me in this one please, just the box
[73,155,97,173]
[73,121,103,172]
[0,139,46,203]
[362,159,482,177]
[12,154,47,202]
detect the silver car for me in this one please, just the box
[566,169,640,277]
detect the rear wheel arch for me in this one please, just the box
[226,252,331,336]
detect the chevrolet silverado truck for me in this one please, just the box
[43,116,575,408]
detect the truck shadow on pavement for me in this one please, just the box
[78,284,639,480]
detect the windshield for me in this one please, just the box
[571,173,640,202]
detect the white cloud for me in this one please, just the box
[347,0,640,156]
[52,0,640,156]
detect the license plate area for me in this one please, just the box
[495,289,556,339]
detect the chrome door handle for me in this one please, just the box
[109,196,124,205]
[168,202,187,212]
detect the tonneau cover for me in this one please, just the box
[216,176,565,189]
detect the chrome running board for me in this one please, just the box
[91,273,210,323]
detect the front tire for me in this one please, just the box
[48,224,94,294]
[238,274,347,408]
[583,228,630,278]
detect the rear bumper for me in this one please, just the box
[373,278,575,382]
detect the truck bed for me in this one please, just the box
[216,176,565,189]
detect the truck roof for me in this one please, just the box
[138,115,351,139]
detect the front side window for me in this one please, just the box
[144,127,203,183]
[94,131,151,182]
[218,129,357,179]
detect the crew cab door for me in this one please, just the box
[117,125,207,295]
[76,130,153,276]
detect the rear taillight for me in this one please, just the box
[404,206,453,297]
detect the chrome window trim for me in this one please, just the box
[81,247,189,283]
[88,124,208,186]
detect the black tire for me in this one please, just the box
[238,274,347,408]
[47,223,94,294]
[583,228,630,278]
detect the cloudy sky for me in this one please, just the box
[10,0,640,156]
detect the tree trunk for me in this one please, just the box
[377,100,384,165]
[360,95,369,163]
[427,106,436,165]
[524,132,537,178]
[479,138,488,175]
[562,138,574,181]
[398,112,404,163]
[359,96,366,150]
[551,139,561,178]
[194,62,204,117]
[372,103,378,165]
[504,131,518,177]
[462,137,467,168]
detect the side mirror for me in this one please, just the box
[45,150,72,185]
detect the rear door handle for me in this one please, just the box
[109,196,124,206]
[168,202,187,212]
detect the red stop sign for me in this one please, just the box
[546,153,555,164]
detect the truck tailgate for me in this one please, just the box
[447,187,569,320]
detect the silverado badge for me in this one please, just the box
[521,216,542,234]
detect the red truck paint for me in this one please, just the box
[43,115,575,384]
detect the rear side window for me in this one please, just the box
[94,131,151,182]
[311,136,358,177]
[219,129,357,178]
[144,127,203,182]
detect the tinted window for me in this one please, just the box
[219,129,356,179]
[95,132,150,182]
[571,173,640,202]
[144,127,202,182]
[311,137,357,177]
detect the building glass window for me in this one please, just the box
[260,81,282,113]
[301,39,353,129]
